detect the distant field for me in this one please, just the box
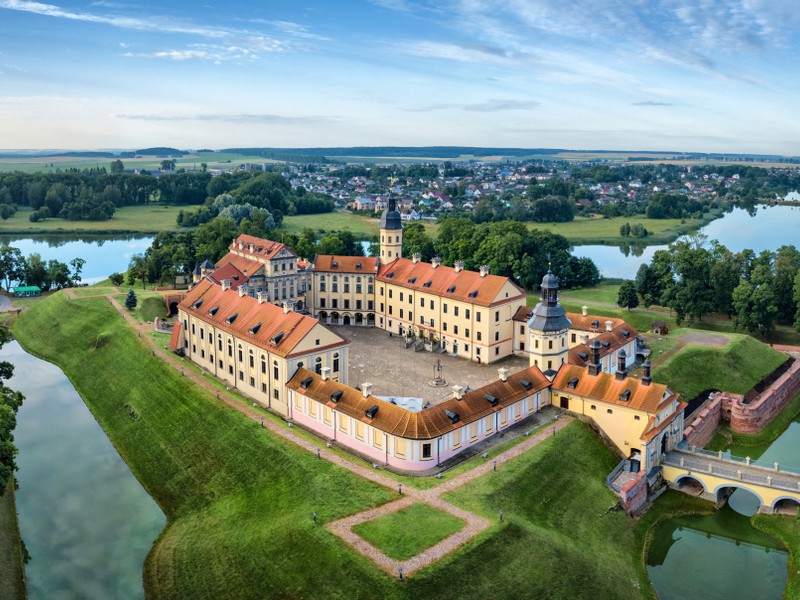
[0,205,186,233]
[281,212,439,238]
[0,151,279,174]
[530,214,686,240]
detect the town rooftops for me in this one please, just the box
[179,279,347,358]
[313,255,378,273]
[376,258,525,308]
[551,364,677,414]
[214,253,264,278]
[287,365,550,439]
[566,312,629,332]
[207,262,249,290]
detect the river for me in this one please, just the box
[574,204,800,279]
[3,340,165,599]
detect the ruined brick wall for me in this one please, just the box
[619,472,648,515]
[730,360,800,433]
[684,396,723,447]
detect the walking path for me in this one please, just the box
[106,292,574,577]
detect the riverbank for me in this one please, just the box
[0,481,26,600]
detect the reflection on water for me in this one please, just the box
[574,205,800,279]
[0,234,153,285]
[647,506,788,600]
[4,341,165,599]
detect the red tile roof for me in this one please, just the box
[313,255,378,274]
[551,364,677,414]
[214,253,264,277]
[376,258,524,307]
[565,312,628,332]
[231,234,295,261]
[207,262,249,289]
[568,326,640,365]
[179,279,347,358]
[287,365,550,439]
[169,322,183,351]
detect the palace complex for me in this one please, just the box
[171,195,685,478]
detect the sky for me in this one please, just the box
[1,0,799,154]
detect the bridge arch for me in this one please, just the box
[771,496,800,513]
[674,474,707,496]
[713,484,765,507]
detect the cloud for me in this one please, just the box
[112,112,336,125]
[406,98,540,112]
[632,101,673,106]
[0,0,325,61]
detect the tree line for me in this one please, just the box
[0,246,86,291]
[619,235,800,334]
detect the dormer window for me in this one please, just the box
[365,406,379,419]
[423,280,432,288]
[447,285,456,293]
[192,299,204,309]
[249,323,262,335]
[300,377,313,389]
[445,409,460,424]
[330,391,343,403]
[226,313,238,324]
[520,379,532,391]
[208,306,220,316]
[567,377,579,389]
[619,390,631,402]
[469,290,478,298]
[271,332,285,345]
[485,394,499,407]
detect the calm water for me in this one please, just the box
[4,340,165,599]
[647,410,800,599]
[575,204,800,279]
[0,234,153,285]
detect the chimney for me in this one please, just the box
[454,261,464,273]
[412,253,421,264]
[321,367,331,381]
[479,265,490,278]
[452,384,464,400]
[221,279,231,291]
[238,286,247,298]
[605,320,614,332]
[581,305,589,317]
[642,360,652,386]
[498,367,509,382]
[431,256,441,269]
[588,339,602,376]
[362,382,373,398]
[257,292,268,304]
[238,241,244,250]
[615,349,627,381]
[283,300,295,314]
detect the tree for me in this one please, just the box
[125,289,138,310]
[160,159,176,171]
[23,253,48,290]
[70,258,86,285]
[619,222,631,237]
[0,246,24,291]
[0,204,16,220]
[128,254,150,290]
[0,327,24,494]
[110,159,125,173]
[733,264,778,335]
[109,272,124,286]
[401,222,435,261]
[617,280,639,310]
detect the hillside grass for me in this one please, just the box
[560,284,621,305]
[0,482,26,600]
[0,205,186,233]
[353,504,465,561]
[652,334,787,400]
[12,293,398,599]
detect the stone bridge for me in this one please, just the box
[661,445,800,513]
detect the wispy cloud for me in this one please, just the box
[406,98,540,112]
[632,101,673,106]
[0,0,324,60]
[112,112,337,125]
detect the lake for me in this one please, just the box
[0,234,153,285]
[4,341,165,599]
[574,204,800,279]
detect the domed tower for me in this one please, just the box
[527,268,571,373]
[379,179,403,265]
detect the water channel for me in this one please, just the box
[4,340,165,599]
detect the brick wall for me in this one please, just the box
[684,396,723,447]
[730,359,800,433]
[619,472,648,515]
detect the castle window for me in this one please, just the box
[477,332,482,341]
[571,333,576,343]
[607,409,613,414]
[548,340,553,350]
[465,309,470,318]
[476,312,481,322]
[634,415,640,421]
[454,306,459,317]
[495,332,499,342]
[422,443,432,459]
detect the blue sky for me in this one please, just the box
[1,0,799,153]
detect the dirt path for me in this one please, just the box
[106,293,574,577]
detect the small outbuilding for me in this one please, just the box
[650,320,669,335]
[13,285,41,297]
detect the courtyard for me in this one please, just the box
[330,324,530,406]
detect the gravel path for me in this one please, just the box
[106,292,573,578]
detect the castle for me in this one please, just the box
[173,200,685,476]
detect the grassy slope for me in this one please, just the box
[0,205,186,233]
[0,482,26,600]
[353,504,465,561]
[652,334,787,400]
[12,294,397,600]
[560,284,621,304]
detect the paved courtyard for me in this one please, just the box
[330,324,530,406]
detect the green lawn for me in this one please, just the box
[0,482,26,600]
[560,284,621,305]
[12,294,397,599]
[281,211,439,238]
[652,334,787,400]
[353,504,465,561]
[72,286,118,297]
[0,205,187,233]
